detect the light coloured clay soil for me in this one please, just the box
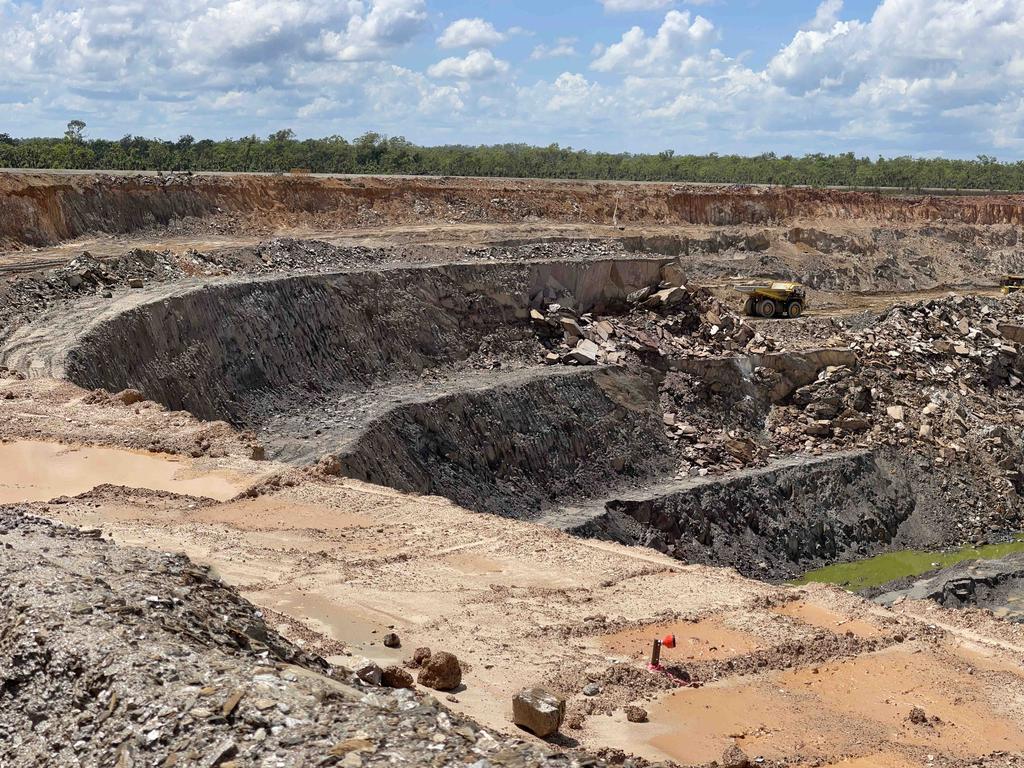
[0,440,247,502]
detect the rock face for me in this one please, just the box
[62,258,667,424]
[335,367,671,519]
[57,259,673,520]
[574,450,917,579]
[512,688,566,738]
[15,172,1024,251]
[417,651,462,691]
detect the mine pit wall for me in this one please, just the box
[61,257,667,424]
[8,172,1024,249]
[574,450,917,580]
[335,367,673,519]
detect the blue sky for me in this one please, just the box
[3,0,1024,158]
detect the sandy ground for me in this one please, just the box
[4,375,1024,766]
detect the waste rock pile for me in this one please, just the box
[532,262,771,369]
[0,508,614,768]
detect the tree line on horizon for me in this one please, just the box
[1,123,1022,192]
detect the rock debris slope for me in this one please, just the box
[0,509,615,768]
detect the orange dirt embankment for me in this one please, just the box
[5,171,1024,249]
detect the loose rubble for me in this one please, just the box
[0,508,616,768]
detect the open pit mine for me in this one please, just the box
[4,171,1024,768]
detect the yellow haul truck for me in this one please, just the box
[735,281,806,318]
[1001,275,1024,294]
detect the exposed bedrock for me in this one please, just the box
[570,450,918,579]
[9,172,1024,249]
[61,258,668,424]
[334,367,673,518]
[36,257,684,518]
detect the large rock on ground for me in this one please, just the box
[512,688,565,738]
[417,651,462,691]
[381,665,414,689]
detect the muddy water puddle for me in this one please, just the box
[772,601,882,639]
[269,588,406,665]
[0,440,246,502]
[592,617,759,662]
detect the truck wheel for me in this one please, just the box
[743,297,756,316]
[757,299,777,318]
[787,301,803,318]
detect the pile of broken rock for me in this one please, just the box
[0,508,621,768]
[534,261,770,367]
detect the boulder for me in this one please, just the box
[381,665,414,689]
[624,705,648,723]
[559,317,583,339]
[999,323,1024,344]
[660,260,687,287]
[627,286,653,305]
[512,688,565,738]
[643,286,685,309]
[417,651,461,691]
[563,339,600,366]
[721,744,751,768]
[317,454,342,476]
[115,388,145,406]
[410,647,432,667]
[382,632,401,648]
[348,657,382,686]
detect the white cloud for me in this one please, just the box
[530,37,579,60]
[805,0,844,31]
[545,73,608,111]
[437,18,506,49]
[592,10,715,72]
[599,0,673,11]
[427,49,510,80]
[5,0,1024,159]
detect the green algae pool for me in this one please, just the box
[792,536,1024,592]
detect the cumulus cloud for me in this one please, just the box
[437,18,506,49]
[0,0,441,140]
[427,49,509,80]
[767,0,1024,102]
[5,0,1024,159]
[530,37,578,60]
[805,0,844,31]
[591,10,715,72]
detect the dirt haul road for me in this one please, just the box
[3,171,1024,768]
